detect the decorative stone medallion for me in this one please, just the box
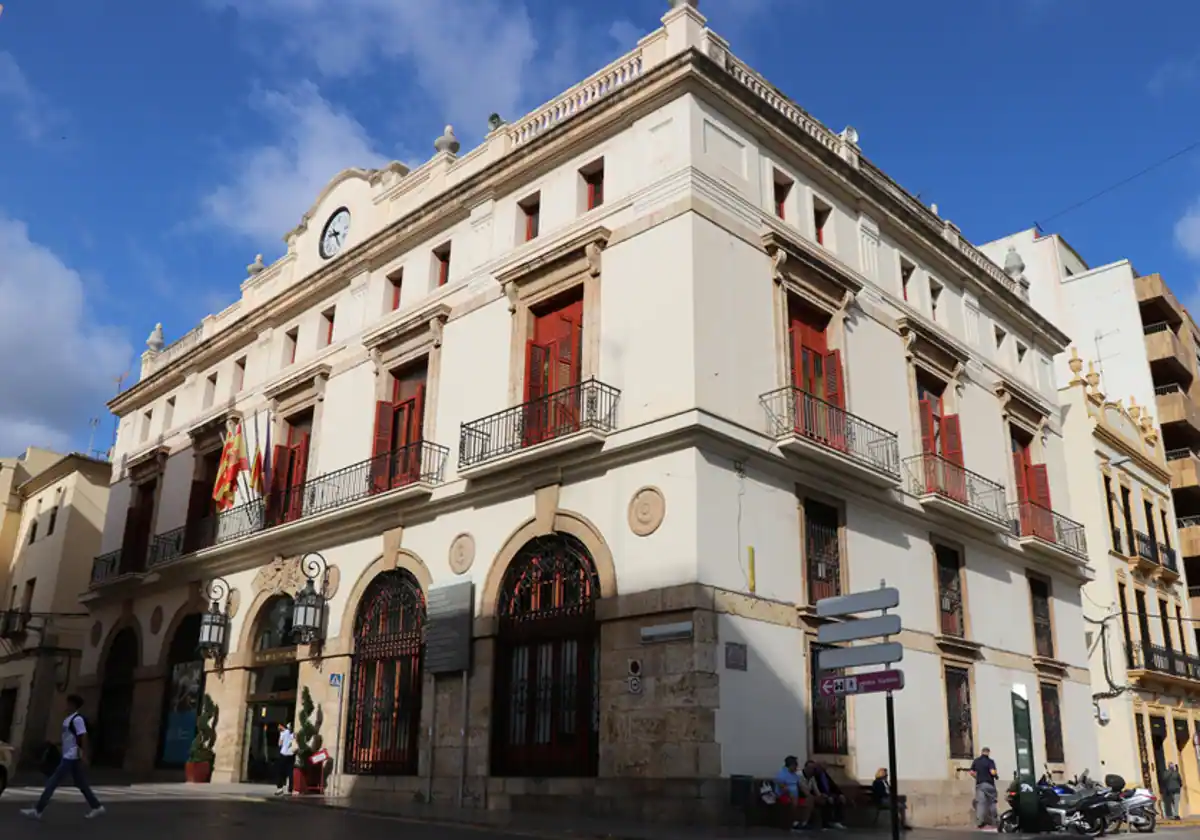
[227,588,242,620]
[449,533,476,575]
[628,486,666,537]
[90,621,102,648]
[325,565,341,599]
[149,606,164,635]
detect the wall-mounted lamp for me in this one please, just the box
[198,577,231,666]
[292,553,329,648]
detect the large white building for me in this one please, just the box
[81,1,1098,825]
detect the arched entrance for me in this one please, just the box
[345,569,426,776]
[158,613,203,767]
[244,594,299,783]
[95,627,139,767]
[492,532,600,777]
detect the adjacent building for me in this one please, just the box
[80,2,1097,825]
[0,451,111,763]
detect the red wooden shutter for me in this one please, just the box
[1012,452,1028,502]
[919,400,936,454]
[404,385,427,483]
[1029,464,1053,541]
[822,350,843,408]
[525,341,550,445]
[287,434,310,521]
[788,325,802,389]
[266,443,290,522]
[370,400,394,493]
[942,415,964,466]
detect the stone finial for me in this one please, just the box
[1067,347,1084,384]
[1128,396,1142,422]
[1004,245,1026,281]
[668,0,700,7]
[840,126,859,146]
[434,125,460,155]
[247,254,265,276]
[930,203,939,216]
[1139,413,1154,434]
[1085,361,1100,390]
[146,323,164,353]
[487,113,506,133]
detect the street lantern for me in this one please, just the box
[292,553,328,645]
[198,577,230,661]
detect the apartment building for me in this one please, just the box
[80,2,1096,825]
[1060,354,1199,813]
[0,452,111,764]
[0,448,63,600]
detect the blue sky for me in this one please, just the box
[0,0,1196,457]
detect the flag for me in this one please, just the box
[212,422,250,512]
[250,449,265,495]
[261,415,272,494]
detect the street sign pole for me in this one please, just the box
[882,591,900,840]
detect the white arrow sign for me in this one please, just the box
[817,614,901,645]
[818,641,903,671]
[816,588,899,618]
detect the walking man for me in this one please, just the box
[274,722,298,796]
[21,694,106,820]
[970,746,999,828]
[1163,763,1183,819]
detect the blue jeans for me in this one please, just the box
[36,758,102,812]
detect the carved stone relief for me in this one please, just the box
[252,556,305,597]
[449,533,476,575]
[628,486,667,537]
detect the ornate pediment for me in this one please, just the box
[762,229,862,313]
[495,224,610,309]
[896,315,969,383]
[995,374,1053,433]
[187,406,241,453]
[363,301,450,355]
[263,361,332,406]
[127,445,169,483]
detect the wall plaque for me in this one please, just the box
[425,582,474,674]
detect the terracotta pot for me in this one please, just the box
[184,761,212,784]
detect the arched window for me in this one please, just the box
[345,570,425,776]
[254,595,295,652]
[492,532,600,778]
[96,627,139,767]
[158,613,204,767]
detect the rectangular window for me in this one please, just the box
[21,578,35,613]
[27,516,37,544]
[1161,510,1172,550]
[524,291,585,446]
[803,499,841,604]
[1177,604,1189,655]
[965,302,980,347]
[811,640,848,755]
[369,360,429,492]
[936,544,964,638]
[813,196,832,246]
[582,160,605,211]
[47,505,58,536]
[203,373,217,409]
[183,448,223,553]
[773,171,793,220]
[1040,683,1065,764]
[234,357,247,393]
[267,411,313,525]
[387,269,404,312]
[285,327,299,365]
[1016,341,1028,369]
[1011,427,1054,540]
[929,280,944,322]
[1119,583,1134,668]
[1160,598,1173,652]
[944,665,974,759]
[1135,590,1151,653]
[899,258,916,303]
[994,325,1008,354]
[917,374,964,502]
[164,396,175,430]
[786,299,842,415]
[520,193,541,242]
[141,409,152,441]
[433,244,451,287]
[1104,475,1120,551]
[321,308,336,347]
[1121,485,1135,555]
[1029,577,1055,659]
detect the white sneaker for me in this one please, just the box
[85,806,106,819]
[274,788,285,796]
[20,808,41,820]
[830,823,847,830]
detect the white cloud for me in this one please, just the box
[201,83,388,245]
[0,215,131,456]
[1175,203,1200,261]
[0,51,57,141]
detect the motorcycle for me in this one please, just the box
[1117,786,1157,833]
[999,770,1124,835]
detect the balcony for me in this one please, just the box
[1008,501,1088,564]
[1167,448,1200,492]
[902,454,1008,532]
[1160,544,1181,583]
[1180,516,1200,559]
[760,387,900,487]
[1132,530,1161,574]
[1127,640,1200,688]
[458,378,620,480]
[1144,322,1193,385]
[0,609,29,639]
[1155,382,1200,433]
[1136,273,1185,323]
[89,441,449,587]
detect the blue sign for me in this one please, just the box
[329,673,343,688]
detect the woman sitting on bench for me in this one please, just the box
[871,768,912,830]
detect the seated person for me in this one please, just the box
[871,768,911,831]
[774,755,817,830]
[806,760,847,829]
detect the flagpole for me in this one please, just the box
[249,407,263,498]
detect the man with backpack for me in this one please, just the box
[21,694,105,820]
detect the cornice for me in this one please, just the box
[495,224,611,290]
[263,361,333,404]
[363,301,452,352]
[762,227,862,312]
[897,314,969,383]
[994,372,1054,423]
[1092,421,1170,485]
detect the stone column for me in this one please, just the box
[207,665,249,783]
[125,667,166,774]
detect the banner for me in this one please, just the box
[160,660,203,765]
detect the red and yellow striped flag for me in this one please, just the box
[212,422,250,512]
[250,449,265,495]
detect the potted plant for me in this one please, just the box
[292,686,324,794]
[185,695,219,783]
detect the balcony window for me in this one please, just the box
[120,478,157,574]
[1029,577,1055,659]
[522,291,584,446]
[804,498,841,604]
[183,448,222,553]
[944,665,974,760]
[1104,474,1120,551]
[1040,683,1064,764]
[1160,597,1174,653]
[787,298,843,438]
[1011,427,1054,541]
[936,544,964,637]
[1121,485,1135,555]
[370,360,427,492]
[1119,584,1135,669]
[266,411,313,526]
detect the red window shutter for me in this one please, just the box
[291,434,310,488]
[370,401,393,493]
[788,325,802,389]
[269,444,290,496]
[823,350,843,408]
[525,341,549,402]
[919,400,936,454]
[1012,452,1028,503]
[1029,464,1052,510]
[183,479,209,551]
[942,414,964,467]
[409,385,426,443]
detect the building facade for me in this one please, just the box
[81,2,1097,825]
[0,448,64,600]
[1060,354,1200,813]
[0,452,111,763]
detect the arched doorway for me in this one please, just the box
[158,613,203,767]
[95,627,139,767]
[244,594,298,783]
[492,532,600,777]
[345,570,426,776]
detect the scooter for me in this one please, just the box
[1117,786,1157,833]
[999,770,1124,835]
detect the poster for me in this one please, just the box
[160,660,203,765]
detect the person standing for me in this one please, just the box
[21,695,106,820]
[1163,763,1183,820]
[274,722,298,796]
[969,747,998,828]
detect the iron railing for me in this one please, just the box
[1111,526,1124,554]
[459,378,620,469]
[760,387,900,479]
[147,526,186,568]
[1144,321,1171,336]
[91,549,123,586]
[1161,544,1179,573]
[902,453,1006,523]
[1156,382,1186,397]
[1128,640,1200,682]
[1135,530,1160,565]
[1166,447,1197,460]
[1008,501,1088,558]
[0,609,30,638]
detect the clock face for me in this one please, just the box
[319,208,351,259]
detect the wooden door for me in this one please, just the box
[525,298,583,446]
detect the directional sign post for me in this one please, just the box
[816,583,904,840]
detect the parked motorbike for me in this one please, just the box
[999,770,1125,835]
[1116,786,1157,833]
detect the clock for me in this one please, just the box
[319,208,351,259]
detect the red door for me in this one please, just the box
[285,431,310,523]
[391,382,425,486]
[1012,439,1053,541]
[788,306,844,450]
[525,299,582,446]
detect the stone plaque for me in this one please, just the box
[448,533,475,575]
[425,582,473,674]
[628,486,666,537]
[724,642,748,671]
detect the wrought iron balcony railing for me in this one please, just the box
[1111,526,1123,554]
[1161,544,1179,573]
[760,387,900,479]
[1008,501,1088,558]
[459,378,620,469]
[1179,515,1200,530]
[1135,530,1160,565]
[902,453,1006,523]
[0,609,30,638]
[1128,640,1200,681]
[90,549,123,586]
[90,442,449,585]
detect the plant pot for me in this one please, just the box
[292,767,309,795]
[184,761,212,784]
